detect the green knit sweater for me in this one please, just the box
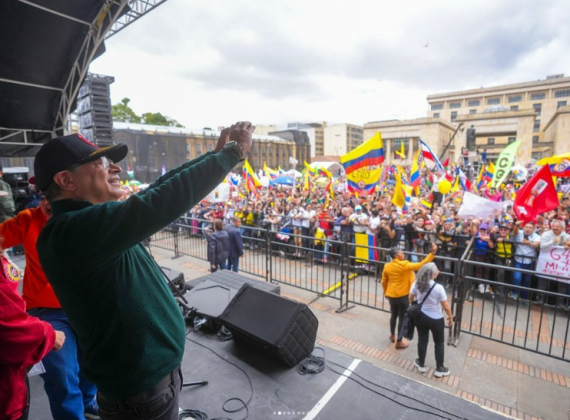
[37,149,239,399]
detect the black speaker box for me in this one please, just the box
[220,285,318,367]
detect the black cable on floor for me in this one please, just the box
[217,326,233,342]
[184,334,252,420]
[304,347,470,420]
[179,408,208,420]
[297,348,325,375]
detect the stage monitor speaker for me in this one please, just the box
[220,285,318,367]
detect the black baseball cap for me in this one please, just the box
[33,133,128,191]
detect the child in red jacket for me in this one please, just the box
[0,253,65,420]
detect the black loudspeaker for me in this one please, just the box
[220,285,318,367]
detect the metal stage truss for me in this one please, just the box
[105,0,170,40]
[0,0,169,156]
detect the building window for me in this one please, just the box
[450,111,458,122]
[530,92,545,100]
[533,103,541,116]
[207,143,214,152]
[532,135,539,144]
[196,144,202,155]
[508,95,522,103]
[450,102,461,109]
[533,119,541,132]
[531,152,542,161]
[469,109,477,115]
[467,99,480,107]
[558,101,567,109]
[487,138,495,145]
[433,113,440,118]
[148,158,156,168]
[487,97,500,105]
[510,105,519,111]
[431,103,443,111]
[555,89,570,98]
[508,137,516,144]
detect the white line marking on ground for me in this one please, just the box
[302,358,361,420]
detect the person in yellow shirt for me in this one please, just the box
[382,242,438,349]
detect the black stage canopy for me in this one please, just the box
[0,0,130,157]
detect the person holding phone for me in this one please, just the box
[35,122,253,420]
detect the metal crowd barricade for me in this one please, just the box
[150,219,570,362]
[454,240,570,362]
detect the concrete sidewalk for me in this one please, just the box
[153,247,570,420]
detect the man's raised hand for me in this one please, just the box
[214,127,231,153]
[229,121,255,154]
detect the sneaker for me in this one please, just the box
[84,402,101,420]
[478,284,485,294]
[414,359,427,373]
[510,292,519,300]
[434,367,451,378]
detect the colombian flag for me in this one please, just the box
[341,132,384,175]
[355,233,378,263]
[410,148,423,189]
[347,168,382,194]
[304,161,317,177]
[550,160,570,178]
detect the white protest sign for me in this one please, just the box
[206,183,230,203]
[536,246,570,283]
[457,192,511,220]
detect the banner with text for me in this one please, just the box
[536,246,570,283]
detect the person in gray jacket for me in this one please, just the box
[538,220,570,306]
[208,219,230,272]
[0,166,15,222]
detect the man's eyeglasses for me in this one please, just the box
[100,156,114,169]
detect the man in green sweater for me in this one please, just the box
[35,123,253,420]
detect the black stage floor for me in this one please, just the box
[28,331,508,420]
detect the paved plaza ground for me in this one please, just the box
[150,243,570,420]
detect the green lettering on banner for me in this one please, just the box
[489,140,522,188]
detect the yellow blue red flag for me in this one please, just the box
[347,168,382,195]
[340,132,384,175]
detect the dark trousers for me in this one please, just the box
[416,313,445,369]
[388,296,409,341]
[227,257,240,272]
[211,261,227,273]
[302,227,311,251]
[97,368,182,420]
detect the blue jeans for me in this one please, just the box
[227,257,240,272]
[512,261,533,299]
[27,308,97,420]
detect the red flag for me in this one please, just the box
[442,158,449,168]
[514,165,559,223]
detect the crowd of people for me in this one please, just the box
[178,164,570,309]
[1,124,569,420]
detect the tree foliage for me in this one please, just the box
[111,98,141,123]
[111,98,184,127]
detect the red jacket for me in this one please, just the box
[0,207,60,309]
[0,255,55,420]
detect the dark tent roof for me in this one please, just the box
[0,0,130,157]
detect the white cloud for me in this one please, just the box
[89,0,570,129]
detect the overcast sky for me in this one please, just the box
[90,0,570,130]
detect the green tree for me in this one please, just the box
[111,98,141,123]
[142,112,184,127]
